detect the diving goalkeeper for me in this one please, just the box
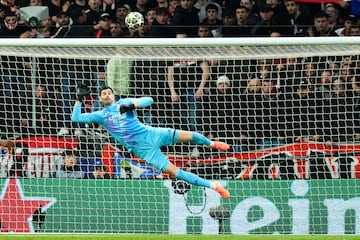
[71,85,230,199]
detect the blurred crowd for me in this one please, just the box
[2,54,360,179]
[1,0,360,179]
[0,0,359,38]
[1,54,360,153]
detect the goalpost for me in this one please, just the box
[1,37,360,234]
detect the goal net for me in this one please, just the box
[0,38,360,234]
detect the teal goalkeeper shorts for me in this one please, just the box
[131,127,178,171]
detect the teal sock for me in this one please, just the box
[190,132,212,146]
[175,169,211,188]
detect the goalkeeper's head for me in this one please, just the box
[99,86,115,106]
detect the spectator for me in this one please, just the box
[50,11,73,38]
[145,8,157,23]
[254,73,288,149]
[240,0,260,25]
[286,80,319,143]
[313,69,334,133]
[324,55,341,72]
[131,57,170,127]
[68,0,87,12]
[86,0,103,26]
[205,75,240,141]
[196,75,240,155]
[328,1,351,21]
[256,58,273,79]
[325,3,342,29]
[196,24,212,37]
[277,57,302,94]
[350,24,360,36]
[156,0,169,9]
[301,58,318,91]
[44,0,68,24]
[242,75,262,94]
[109,21,123,37]
[319,78,360,144]
[168,0,179,17]
[239,75,262,151]
[316,69,334,101]
[1,0,19,15]
[35,19,52,38]
[266,0,292,35]
[93,12,112,38]
[0,3,8,25]
[335,14,356,36]
[87,159,111,179]
[251,4,282,37]
[51,8,94,38]
[0,11,30,37]
[351,69,360,126]
[338,60,354,84]
[105,56,133,100]
[130,0,151,16]
[284,0,312,36]
[53,150,85,179]
[28,0,42,6]
[201,3,222,37]
[307,11,337,37]
[171,0,199,37]
[167,59,210,132]
[221,9,236,27]
[147,7,174,37]
[223,5,252,37]
[58,58,98,136]
[194,0,222,23]
[65,6,95,37]
[19,83,63,136]
[101,0,116,17]
[113,4,131,36]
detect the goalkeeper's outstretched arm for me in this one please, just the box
[133,97,154,108]
[71,102,97,123]
[119,97,154,113]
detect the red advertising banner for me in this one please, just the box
[2,137,359,180]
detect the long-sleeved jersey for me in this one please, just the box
[71,97,153,153]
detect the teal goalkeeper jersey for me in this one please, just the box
[71,97,150,153]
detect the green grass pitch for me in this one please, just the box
[1,235,360,240]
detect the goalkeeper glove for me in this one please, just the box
[76,83,90,102]
[119,104,135,114]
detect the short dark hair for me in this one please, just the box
[5,11,17,17]
[236,5,249,12]
[156,7,169,16]
[99,86,114,95]
[259,4,273,12]
[314,11,329,19]
[63,149,78,157]
[206,3,218,12]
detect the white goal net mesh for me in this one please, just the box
[0,39,360,234]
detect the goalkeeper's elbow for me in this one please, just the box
[137,97,154,108]
[71,115,80,122]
